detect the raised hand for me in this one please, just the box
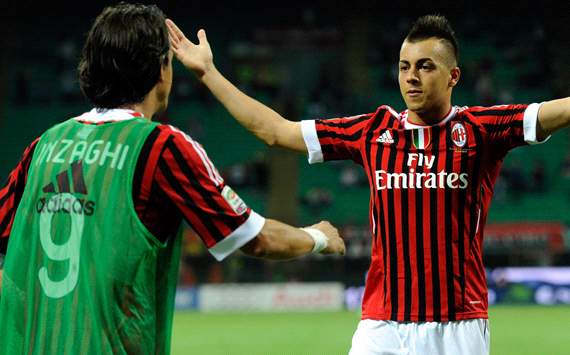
[166,19,214,79]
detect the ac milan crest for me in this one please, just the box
[451,123,467,147]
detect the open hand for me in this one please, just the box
[166,19,214,79]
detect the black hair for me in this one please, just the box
[78,3,169,108]
[405,14,459,64]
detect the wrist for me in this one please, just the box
[200,64,219,84]
[301,228,328,254]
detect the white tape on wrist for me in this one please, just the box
[301,228,329,254]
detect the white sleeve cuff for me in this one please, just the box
[208,211,266,261]
[301,120,324,164]
[523,103,550,145]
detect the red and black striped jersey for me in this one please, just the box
[301,103,545,322]
[0,109,264,261]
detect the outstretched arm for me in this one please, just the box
[241,220,345,260]
[536,97,570,140]
[166,19,306,152]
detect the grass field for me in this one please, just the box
[171,306,570,354]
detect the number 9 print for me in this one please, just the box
[38,193,84,298]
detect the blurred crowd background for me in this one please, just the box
[0,1,569,289]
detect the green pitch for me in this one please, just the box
[171,306,570,355]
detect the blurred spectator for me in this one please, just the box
[531,160,546,193]
[301,187,333,215]
[562,152,570,179]
[501,160,527,200]
[474,57,496,106]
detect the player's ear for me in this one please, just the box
[158,50,172,82]
[449,67,460,88]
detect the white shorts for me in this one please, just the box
[348,318,490,355]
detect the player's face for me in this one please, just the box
[157,50,174,113]
[398,38,458,117]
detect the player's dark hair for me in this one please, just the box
[405,14,459,64]
[78,3,169,108]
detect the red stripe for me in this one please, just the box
[422,150,434,320]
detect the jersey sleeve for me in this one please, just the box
[154,126,265,261]
[301,113,373,164]
[0,138,40,254]
[468,103,549,152]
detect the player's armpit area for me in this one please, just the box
[272,120,306,153]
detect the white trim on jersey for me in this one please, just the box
[402,106,458,130]
[73,108,141,123]
[208,211,266,261]
[189,139,224,185]
[168,125,224,186]
[301,120,324,164]
[523,103,550,145]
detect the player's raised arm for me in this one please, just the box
[166,19,306,152]
[536,97,570,140]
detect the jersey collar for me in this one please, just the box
[74,108,144,123]
[401,106,457,130]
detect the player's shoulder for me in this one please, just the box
[154,124,209,156]
[154,124,198,144]
[459,104,528,117]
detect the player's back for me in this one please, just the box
[0,115,182,354]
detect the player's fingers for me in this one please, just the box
[168,35,179,49]
[197,29,209,45]
[165,19,185,41]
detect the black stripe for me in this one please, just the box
[320,144,338,159]
[317,115,369,128]
[469,128,484,246]
[318,129,363,142]
[0,237,8,254]
[444,125,456,321]
[470,108,526,117]
[0,209,15,237]
[166,138,242,233]
[429,126,441,322]
[71,161,87,194]
[133,127,161,201]
[43,183,55,193]
[415,153,426,321]
[457,127,470,311]
[56,169,71,193]
[0,183,15,206]
[401,132,413,321]
[386,131,399,320]
[482,121,523,133]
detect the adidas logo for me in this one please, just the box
[376,130,394,144]
[36,161,96,216]
[42,161,88,194]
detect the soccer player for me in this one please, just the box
[166,15,570,355]
[0,4,346,354]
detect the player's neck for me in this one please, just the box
[407,104,452,126]
[119,100,157,121]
